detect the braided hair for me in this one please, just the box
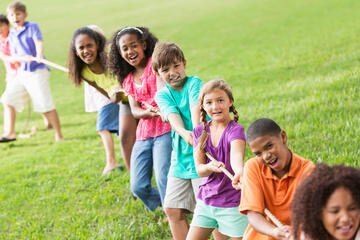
[197,79,239,150]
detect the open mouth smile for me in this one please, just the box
[336,224,353,235]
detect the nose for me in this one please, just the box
[339,211,351,223]
[262,151,271,162]
[127,47,135,56]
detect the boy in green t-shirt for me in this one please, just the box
[154,42,202,240]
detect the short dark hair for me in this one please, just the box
[152,42,185,73]
[291,164,360,240]
[0,14,9,25]
[246,118,281,143]
[7,1,26,13]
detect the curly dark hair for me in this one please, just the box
[108,27,158,84]
[291,164,360,240]
[67,26,107,86]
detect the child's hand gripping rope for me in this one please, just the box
[143,102,166,122]
[205,152,293,240]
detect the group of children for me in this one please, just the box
[1,1,359,240]
[0,1,63,143]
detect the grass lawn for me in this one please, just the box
[0,0,359,239]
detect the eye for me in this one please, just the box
[161,68,169,73]
[265,143,273,150]
[329,209,340,214]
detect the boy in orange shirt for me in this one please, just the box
[238,118,314,240]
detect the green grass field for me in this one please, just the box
[0,0,359,239]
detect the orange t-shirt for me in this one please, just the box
[239,152,314,240]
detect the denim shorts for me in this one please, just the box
[96,102,119,133]
[191,200,248,237]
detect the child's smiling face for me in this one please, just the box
[75,34,98,66]
[118,33,146,68]
[156,59,187,91]
[322,187,360,240]
[249,131,291,178]
[7,9,27,28]
[202,88,233,123]
[0,22,9,38]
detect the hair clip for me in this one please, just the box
[117,27,143,36]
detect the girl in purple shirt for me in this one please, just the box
[188,79,248,239]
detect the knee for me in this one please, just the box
[119,128,134,144]
[165,208,185,221]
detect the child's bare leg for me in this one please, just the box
[98,130,118,173]
[42,115,52,130]
[42,109,63,142]
[230,237,242,240]
[212,229,229,240]
[118,114,136,172]
[165,208,190,240]
[2,103,16,139]
[186,226,213,240]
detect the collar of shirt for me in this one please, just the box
[261,150,301,180]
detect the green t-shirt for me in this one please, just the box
[82,66,119,96]
[155,76,202,179]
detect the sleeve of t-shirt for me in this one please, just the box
[188,76,203,108]
[192,124,203,149]
[122,75,133,97]
[228,123,246,143]
[239,159,265,215]
[155,89,179,122]
[31,22,43,41]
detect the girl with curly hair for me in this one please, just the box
[67,25,137,175]
[291,164,360,240]
[108,27,172,211]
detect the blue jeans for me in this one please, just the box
[130,132,172,211]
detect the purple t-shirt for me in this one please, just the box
[9,21,46,72]
[193,120,246,208]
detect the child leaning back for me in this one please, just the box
[239,118,315,240]
[154,42,203,240]
[186,79,248,240]
[108,27,172,211]
[0,1,63,142]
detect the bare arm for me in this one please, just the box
[168,113,194,145]
[194,145,224,177]
[190,104,201,128]
[0,52,33,63]
[34,39,44,60]
[128,96,160,119]
[231,139,246,190]
[247,211,292,240]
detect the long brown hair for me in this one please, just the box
[197,79,239,150]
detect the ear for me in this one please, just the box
[155,71,160,78]
[25,11,28,18]
[280,130,287,145]
[142,41,147,51]
[184,59,187,67]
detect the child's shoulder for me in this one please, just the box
[228,120,245,131]
[193,123,206,136]
[186,75,202,86]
